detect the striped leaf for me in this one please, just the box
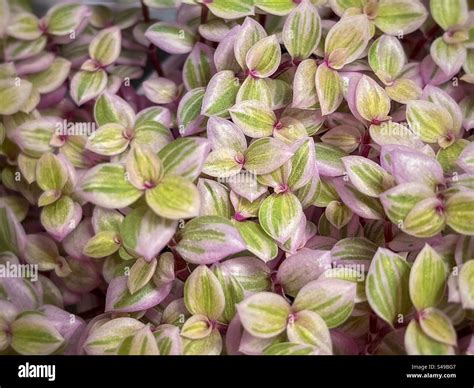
[236,76,272,106]
[245,137,292,175]
[182,328,222,355]
[184,265,225,320]
[11,314,64,355]
[405,320,455,355]
[267,78,292,110]
[331,237,377,267]
[233,220,278,263]
[366,248,411,326]
[385,79,422,104]
[264,342,317,355]
[201,70,240,117]
[177,88,206,136]
[203,147,242,178]
[143,77,177,105]
[176,215,246,264]
[368,35,405,84]
[0,206,26,257]
[315,143,347,177]
[94,91,136,128]
[324,14,371,69]
[205,0,255,20]
[0,78,32,115]
[283,0,321,60]
[79,163,142,209]
[430,37,466,77]
[5,37,47,61]
[158,137,210,181]
[292,59,318,110]
[234,17,267,70]
[213,266,245,323]
[254,0,294,15]
[315,63,343,116]
[197,179,232,218]
[181,315,213,340]
[145,22,195,54]
[355,75,391,122]
[84,318,145,355]
[272,116,307,145]
[229,100,276,138]
[374,0,428,35]
[153,325,182,355]
[41,196,81,241]
[7,13,41,40]
[406,100,453,147]
[207,117,246,153]
[430,0,468,31]
[245,35,281,78]
[437,138,467,173]
[126,145,163,190]
[83,230,120,258]
[459,260,474,309]
[106,276,171,313]
[117,326,159,355]
[183,43,216,90]
[44,3,90,36]
[70,69,107,106]
[89,27,121,66]
[219,257,271,293]
[419,307,457,346]
[380,182,434,224]
[146,175,200,220]
[121,206,177,261]
[403,197,446,238]
[409,244,447,310]
[10,118,56,158]
[36,153,68,193]
[342,156,394,197]
[287,137,316,190]
[445,189,474,236]
[86,123,129,156]
[293,278,356,328]
[26,57,71,94]
[259,192,303,242]
[287,310,332,353]
[424,86,463,137]
[237,292,291,338]
[325,201,352,229]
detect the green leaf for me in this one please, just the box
[26,57,71,94]
[259,192,303,242]
[292,59,318,110]
[233,220,278,263]
[145,22,195,55]
[201,70,240,117]
[237,292,291,338]
[264,342,317,355]
[127,258,157,295]
[229,100,276,138]
[314,143,347,177]
[125,144,163,191]
[409,244,447,310]
[183,43,215,90]
[117,326,159,355]
[79,163,142,209]
[342,156,394,197]
[181,315,212,340]
[70,69,107,106]
[366,248,411,326]
[374,0,428,36]
[368,35,405,84]
[0,78,32,115]
[245,35,281,78]
[233,17,267,70]
[430,37,466,76]
[315,63,343,116]
[40,196,80,241]
[35,153,68,193]
[355,75,391,122]
[197,179,232,218]
[419,307,457,346]
[0,207,26,256]
[385,79,422,104]
[282,0,321,60]
[236,76,272,106]
[459,260,474,309]
[403,197,446,238]
[324,14,371,69]
[45,3,89,36]
[7,12,41,40]
[430,0,468,31]
[287,310,332,354]
[245,137,293,175]
[184,265,225,320]
[146,175,200,220]
[11,314,64,355]
[445,191,474,235]
[405,320,455,355]
[83,231,121,259]
[325,200,352,229]
[293,278,356,328]
[205,0,255,20]
[94,92,136,128]
[176,88,205,135]
[182,328,222,355]
[84,317,144,355]
[213,266,245,323]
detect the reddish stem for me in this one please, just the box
[140,0,150,23]
[199,6,209,43]
[148,44,164,77]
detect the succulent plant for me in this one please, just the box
[0,0,473,356]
